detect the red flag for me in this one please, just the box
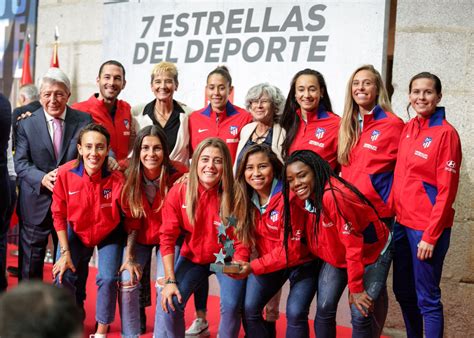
[20,38,33,85]
[51,26,60,68]
[51,41,60,68]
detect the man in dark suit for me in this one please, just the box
[0,93,12,291]
[14,68,92,280]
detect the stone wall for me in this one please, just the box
[35,0,103,103]
[387,0,474,336]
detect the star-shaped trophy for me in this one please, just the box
[210,216,241,274]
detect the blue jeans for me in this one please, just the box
[119,243,180,338]
[163,256,245,338]
[54,225,124,324]
[316,236,393,338]
[393,222,451,338]
[245,260,319,338]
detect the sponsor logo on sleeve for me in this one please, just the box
[445,160,457,173]
[342,222,353,235]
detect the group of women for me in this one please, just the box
[50,62,461,338]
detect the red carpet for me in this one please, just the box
[5,245,387,337]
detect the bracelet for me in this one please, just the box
[165,278,178,285]
[60,247,70,255]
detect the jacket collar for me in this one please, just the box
[296,104,329,122]
[415,106,445,128]
[70,160,112,180]
[201,101,238,118]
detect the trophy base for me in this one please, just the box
[210,263,241,274]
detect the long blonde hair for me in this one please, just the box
[186,138,234,225]
[338,65,394,165]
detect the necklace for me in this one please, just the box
[154,106,171,126]
[253,126,269,143]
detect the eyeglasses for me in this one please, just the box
[250,98,271,106]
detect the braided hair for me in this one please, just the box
[282,150,378,252]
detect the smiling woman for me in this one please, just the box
[280,69,340,170]
[118,125,188,338]
[284,149,392,338]
[392,73,462,338]
[51,123,125,337]
[131,61,192,165]
[159,138,247,338]
[231,144,317,338]
[188,66,252,163]
[337,65,404,336]
[233,83,286,173]
[77,129,109,176]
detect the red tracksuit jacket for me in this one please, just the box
[123,161,188,246]
[340,106,405,218]
[160,182,248,264]
[52,160,124,247]
[188,101,252,162]
[392,107,462,245]
[305,178,389,293]
[289,107,341,170]
[72,94,132,163]
[233,181,312,275]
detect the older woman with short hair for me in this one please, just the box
[131,61,192,164]
[234,83,286,172]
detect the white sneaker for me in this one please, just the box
[185,318,210,337]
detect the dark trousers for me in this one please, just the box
[19,211,58,280]
[0,174,14,292]
[393,222,451,338]
[244,260,320,338]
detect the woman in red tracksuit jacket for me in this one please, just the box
[52,123,126,337]
[280,69,340,169]
[392,72,462,338]
[284,150,391,338]
[186,66,252,332]
[338,64,405,335]
[188,66,252,163]
[231,144,318,338]
[159,137,247,338]
[118,125,187,338]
